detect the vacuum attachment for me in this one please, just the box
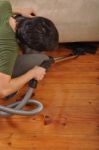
[64,43,97,55]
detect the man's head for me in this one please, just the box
[16,16,59,53]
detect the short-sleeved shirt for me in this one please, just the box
[0,1,18,76]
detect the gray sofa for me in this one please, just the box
[9,0,99,42]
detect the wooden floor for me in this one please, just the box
[0,48,99,150]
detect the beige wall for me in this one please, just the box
[3,0,99,42]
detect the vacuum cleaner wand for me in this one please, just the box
[29,53,78,89]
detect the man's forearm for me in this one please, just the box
[3,69,35,96]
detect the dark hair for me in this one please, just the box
[15,16,59,53]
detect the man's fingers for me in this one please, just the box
[28,14,36,18]
[31,12,36,16]
[35,73,46,81]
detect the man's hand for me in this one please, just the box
[13,7,36,18]
[31,66,46,81]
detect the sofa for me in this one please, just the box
[9,0,99,42]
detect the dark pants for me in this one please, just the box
[12,53,49,78]
[5,53,49,99]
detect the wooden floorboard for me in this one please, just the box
[0,48,99,150]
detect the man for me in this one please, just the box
[0,1,59,98]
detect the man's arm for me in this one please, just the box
[0,66,46,98]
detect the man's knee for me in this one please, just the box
[39,54,49,61]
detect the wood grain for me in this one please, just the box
[0,48,99,150]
